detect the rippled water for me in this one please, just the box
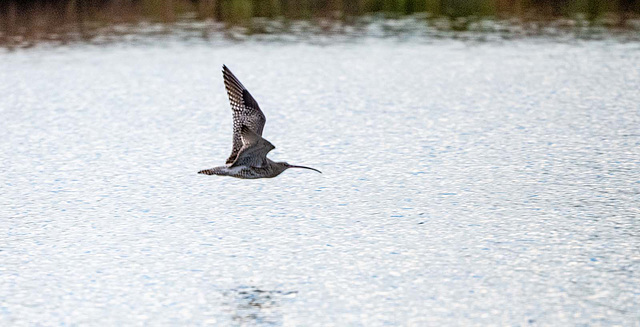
[1,38,639,325]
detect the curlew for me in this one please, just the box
[198,65,321,179]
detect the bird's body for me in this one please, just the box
[198,65,321,179]
[198,159,288,179]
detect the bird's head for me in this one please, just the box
[279,162,322,174]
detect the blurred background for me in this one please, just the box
[1,0,639,47]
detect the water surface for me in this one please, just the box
[1,38,639,325]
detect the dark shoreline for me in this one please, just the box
[1,0,639,48]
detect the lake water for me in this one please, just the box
[1,37,639,325]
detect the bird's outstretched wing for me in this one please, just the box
[230,126,275,168]
[223,65,266,164]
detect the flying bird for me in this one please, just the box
[198,65,321,179]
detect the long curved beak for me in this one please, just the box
[288,165,322,174]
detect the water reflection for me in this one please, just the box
[224,286,297,325]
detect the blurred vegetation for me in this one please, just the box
[1,0,639,46]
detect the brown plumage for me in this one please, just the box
[222,65,266,165]
[198,65,321,179]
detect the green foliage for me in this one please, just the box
[1,0,638,37]
[221,0,254,22]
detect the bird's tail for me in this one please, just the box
[198,167,227,175]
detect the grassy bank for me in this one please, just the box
[1,0,639,46]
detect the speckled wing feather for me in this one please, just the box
[230,126,275,168]
[223,65,266,164]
